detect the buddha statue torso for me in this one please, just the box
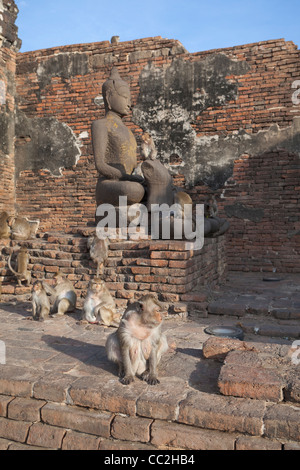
[104,112,137,176]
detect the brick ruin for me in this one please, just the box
[0,0,300,451]
[0,3,299,277]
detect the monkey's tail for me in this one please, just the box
[8,253,18,277]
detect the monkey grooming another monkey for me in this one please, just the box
[8,246,31,286]
[43,272,77,316]
[82,277,120,327]
[106,294,168,385]
[87,235,109,277]
[31,280,50,321]
[0,211,11,239]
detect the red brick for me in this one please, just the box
[136,378,187,421]
[111,415,152,443]
[0,438,12,450]
[218,352,285,402]
[62,430,101,450]
[202,336,245,360]
[0,417,31,443]
[100,438,157,451]
[0,395,14,417]
[41,402,113,438]
[178,391,265,436]
[235,436,282,450]
[0,365,42,398]
[8,397,46,422]
[151,420,235,450]
[69,375,146,415]
[27,422,66,449]
[263,404,300,442]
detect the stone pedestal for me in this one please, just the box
[0,229,227,317]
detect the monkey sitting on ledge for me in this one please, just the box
[106,294,168,385]
[82,277,120,327]
[43,272,77,316]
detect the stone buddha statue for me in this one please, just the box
[92,67,145,208]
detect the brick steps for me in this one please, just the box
[0,372,299,450]
[1,231,227,314]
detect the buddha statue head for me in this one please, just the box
[102,67,132,117]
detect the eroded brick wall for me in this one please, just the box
[0,0,21,213]
[14,37,300,272]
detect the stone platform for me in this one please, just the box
[0,274,299,450]
[0,229,227,315]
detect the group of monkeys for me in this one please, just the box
[1,229,169,386]
[0,181,220,386]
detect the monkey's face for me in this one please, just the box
[33,282,42,293]
[90,280,104,294]
[141,133,150,143]
[140,299,167,326]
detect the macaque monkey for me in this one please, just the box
[43,272,77,316]
[8,216,39,240]
[204,194,218,218]
[106,294,168,385]
[111,35,120,44]
[82,277,120,326]
[87,235,109,277]
[31,280,50,321]
[0,211,11,239]
[140,132,157,161]
[8,246,31,286]
[133,132,158,178]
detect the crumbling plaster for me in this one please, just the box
[133,56,300,190]
[15,111,82,177]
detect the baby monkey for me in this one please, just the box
[31,280,50,321]
[106,294,168,385]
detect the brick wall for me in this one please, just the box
[222,150,300,273]
[0,0,21,213]
[0,45,16,212]
[13,37,300,272]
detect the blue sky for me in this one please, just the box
[15,0,300,53]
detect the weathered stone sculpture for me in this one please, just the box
[92,67,229,239]
[92,67,145,209]
[142,159,174,209]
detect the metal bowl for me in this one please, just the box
[204,325,244,341]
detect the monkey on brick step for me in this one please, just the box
[105,294,169,385]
